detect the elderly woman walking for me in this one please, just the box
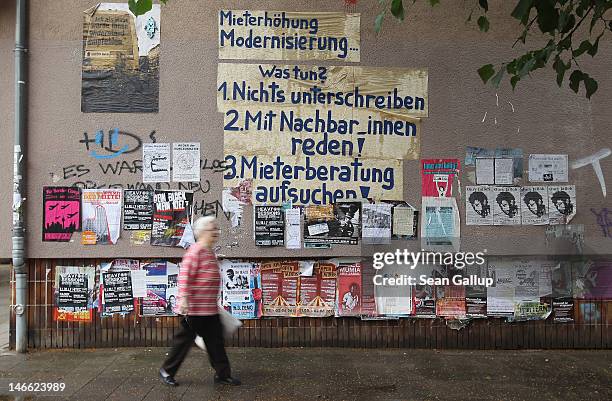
[159,216,241,386]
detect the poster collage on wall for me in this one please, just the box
[53,259,612,325]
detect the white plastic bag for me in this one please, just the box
[194,307,242,350]
[219,306,242,337]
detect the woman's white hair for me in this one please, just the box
[192,216,217,240]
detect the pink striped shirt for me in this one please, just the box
[176,243,220,316]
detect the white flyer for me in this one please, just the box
[475,158,495,185]
[494,158,514,185]
[466,186,494,225]
[143,143,170,183]
[528,154,568,182]
[492,186,521,225]
[285,208,302,250]
[172,142,201,182]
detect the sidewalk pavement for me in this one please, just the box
[0,348,611,401]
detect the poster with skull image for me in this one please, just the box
[520,186,549,225]
[492,186,521,225]
[465,186,494,225]
[548,185,576,225]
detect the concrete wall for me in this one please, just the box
[0,0,611,259]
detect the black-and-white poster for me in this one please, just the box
[548,185,576,225]
[101,271,134,314]
[465,186,493,225]
[520,186,549,225]
[143,143,170,183]
[492,186,521,225]
[528,154,568,182]
[254,205,284,246]
[123,190,154,230]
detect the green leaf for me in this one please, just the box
[572,40,592,57]
[511,0,534,24]
[510,75,521,90]
[569,70,584,93]
[553,56,569,86]
[534,0,559,34]
[478,0,488,12]
[477,64,495,83]
[491,67,505,88]
[128,0,153,17]
[374,12,385,33]
[560,14,575,33]
[587,35,601,56]
[584,76,598,99]
[428,0,440,6]
[477,16,490,32]
[518,57,536,77]
[391,0,405,21]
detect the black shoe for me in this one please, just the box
[159,368,179,387]
[214,375,241,386]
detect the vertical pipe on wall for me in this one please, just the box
[13,0,28,353]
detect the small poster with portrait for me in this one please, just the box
[492,186,521,225]
[520,186,549,225]
[548,185,576,225]
[465,186,494,225]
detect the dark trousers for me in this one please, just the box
[161,314,231,379]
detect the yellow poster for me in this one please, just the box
[218,10,360,62]
[217,63,428,118]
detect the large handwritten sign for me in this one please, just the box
[218,10,360,61]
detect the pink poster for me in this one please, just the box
[421,159,460,197]
[43,187,81,242]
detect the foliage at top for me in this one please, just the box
[376,0,612,99]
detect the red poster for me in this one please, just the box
[436,285,467,318]
[297,262,337,317]
[261,261,299,316]
[336,262,362,316]
[421,159,460,197]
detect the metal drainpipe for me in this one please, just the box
[13,0,28,353]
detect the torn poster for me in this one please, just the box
[361,203,392,244]
[436,283,466,318]
[142,143,170,183]
[413,265,437,317]
[486,259,515,317]
[304,202,361,245]
[297,262,337,317]
[495,148,524,183]
[385,201,418,239]
[573,261,612,299]
[421,159,460,197]
[420,197,460,251]
[123,189,154,230]
[150,190,194,247]
[54,265,95,322]
[172,142,200,182]
[140,261,179,316]
[81,189,122,245]
[492,186,521,225]
[82,3,160,113]
[261,261,299,317]
[254,205,285,246]
[548,185,576,224]
[43,186,81,242]
[336,262,362,317]
[284,207,301,249]
[528,154,568,182]
[520,186,549,225]
[465,263,488,318]
[465,186,493,225]
[374,263,412,316]
[465,146,495,166]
